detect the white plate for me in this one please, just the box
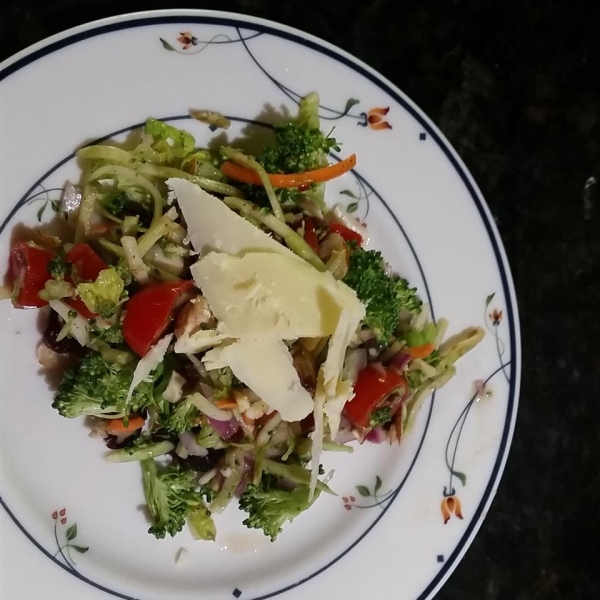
[0,10,520,600]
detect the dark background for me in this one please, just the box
[1,1,599,598]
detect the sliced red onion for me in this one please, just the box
[389,352,411,372]
[179,431,208,457]
[365,426,387,444]
[235,476,249,496]
[207,416,240,440]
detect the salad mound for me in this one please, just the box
[7,93,483,542]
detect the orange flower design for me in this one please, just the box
[176,31,198,50]
[489,308,503,326]
[441,495,463,524]
[367,107,392,130]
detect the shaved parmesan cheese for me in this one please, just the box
[126,334,172,404]
[162,371,186,403]
[167,178,301,260]
[310,374,326,501]
[173,329,229,354]
[193,252,365,340]
[323,379,355,441]
[203,338,313,422]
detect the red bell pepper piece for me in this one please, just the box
[122,280,194,356]
[9,242,55,308]
[303,218,319,253]
[343,366,407,428]
[66,243,107,282]
[329,222,363,245]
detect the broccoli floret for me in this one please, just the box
[102,191,128,216]
[89,321,124,345]
[106,438,175,463]
[76,268,126,319]
[47,255,70,279]
[145,119,196,161]
[239,476,321,541]
[343,245,422,341]
[53,351,157,418]
[158,397,199,433]
[195,424,226,450]
[369,406,392,427]
[259,123,339,174]
[141,459,214,539]
[239,94,338,209]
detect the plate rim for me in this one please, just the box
[0,9,522,600]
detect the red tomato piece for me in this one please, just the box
[9,242,55,308]
[303,218,319,253]
[122,280,194,356]
[329,222,363,245]
[343,366,407,428]
[66,243,107,282]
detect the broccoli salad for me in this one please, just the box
[7,93,483,542]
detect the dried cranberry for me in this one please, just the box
[43,310,80,354]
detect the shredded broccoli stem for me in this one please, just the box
[190,109,231,130]
[222,147,284,221]
[94,202,123,224]
[88,164,163,225]
[121,236,149,284]
[77,145,135,164]
[224,197,326,272]
[98,238,125,257]
[74,184,97,243]
[136,163,244,198]
[136,210,177,256]
[438,326,485,358]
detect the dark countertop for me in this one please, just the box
[1,1,599,598]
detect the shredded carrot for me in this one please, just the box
[214,399,238,410]
[221,153,357,188]
[407,343,436,359]
[105,415,145,434]
[89,221,114,236]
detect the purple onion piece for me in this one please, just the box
[365,426,387,444]
[207,416,240,440]
[389,352,411,372]
[179,431,208,457]
[235,476,249,496]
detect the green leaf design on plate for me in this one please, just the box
[356,485,371,497]
[347,202,359,214]
[71,545,89,554]
[343,98,360,114]
[340,189,358,199]
[51,200,60,213]
[160,38,175,51]
[374,476,382,494]
[485,293,495,307]
[66,523,77,541]
[452,470,467,487]
[36,203,45,222]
